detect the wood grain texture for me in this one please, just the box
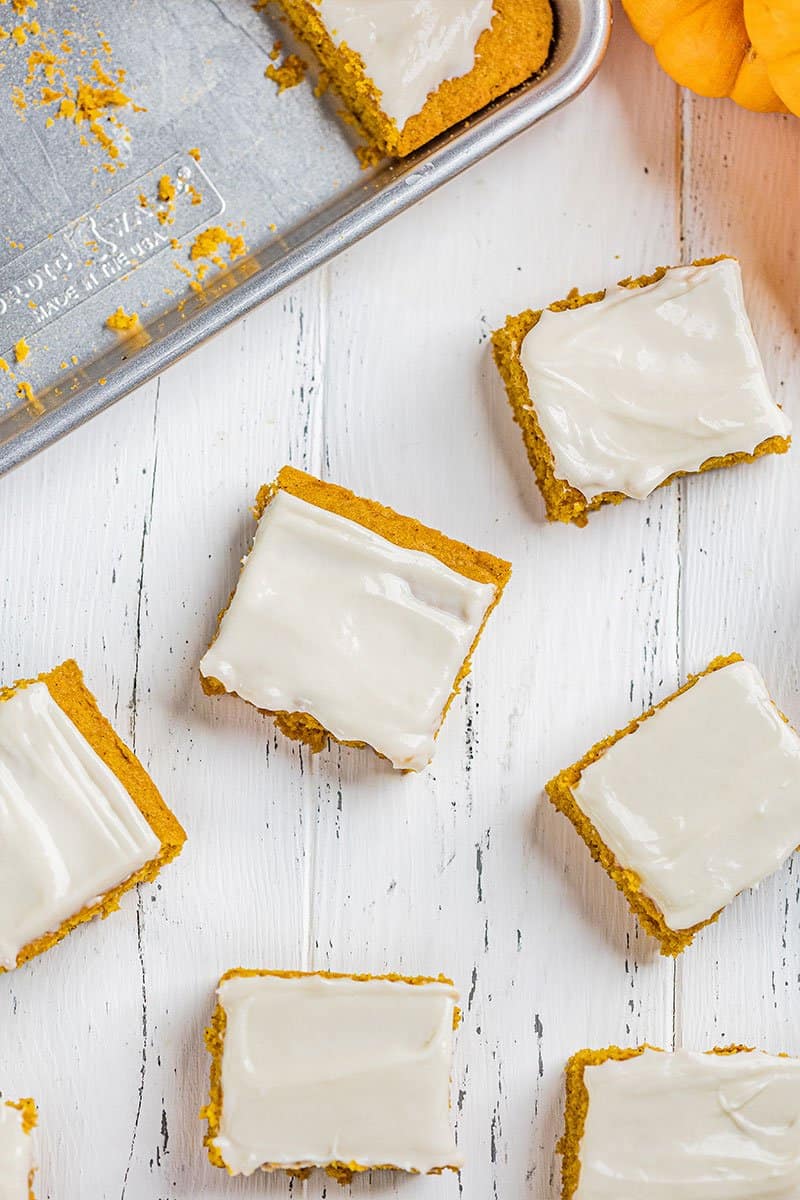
[1,5,799,1197]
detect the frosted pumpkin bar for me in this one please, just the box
[199,466,510,770]
[202,969,463,1181]
[0,1099,37,1200]
[273,0,553,156]
[0,660,186,971]
[546,654,800,955]
[559,1046,800,1199]
[492,257,791,525]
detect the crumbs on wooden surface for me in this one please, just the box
[13,336,29,363]
[265,52,307,95]
[2,18,145,168]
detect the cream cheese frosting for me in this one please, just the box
[520,259,791,501]
[318,0,495,128]
[0,1104,33,1200]
[577,1048,800,1198]
[573,660,800,931]
[0,682,161,969]
[212,973,462,1176]
[199,489,496,771]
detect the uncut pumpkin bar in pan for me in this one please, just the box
[273,0,554,156]
[546,654,800,955]
[559,1045,800,1199]
[0,659,186,972]
[202,968,462,1181]
[492,256,791,525]
[199,466,510,771]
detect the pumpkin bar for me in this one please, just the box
[0,1098,37,1199]
[199,466,510,771]
[272,0,553,156]
[0,660,186,972]
[560,1045,800,1199]
[202,968,463,1181]
[492,256,791,525]
[546,654,800,955]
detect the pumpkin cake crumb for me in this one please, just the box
[105,305,140,333]
[16,379,42,414]
[265,51,307,94]
[13,336,30,363]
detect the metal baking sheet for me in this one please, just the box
[0,0,611,475]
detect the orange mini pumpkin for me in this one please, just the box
[622,0,800,115]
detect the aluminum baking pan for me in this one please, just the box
[0,0,611,475]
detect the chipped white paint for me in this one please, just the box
[1,7,799,1199]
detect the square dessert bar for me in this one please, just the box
[559,1045,800,1199]
[546,654,800,955]
[0,660,186,971]
[0,1098,37,1199]
[199,466,510,771]
[273,0,553,156]
[202,969,463,1181]
[492,257,791,525]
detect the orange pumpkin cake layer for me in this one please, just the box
[199,465,510,771]
[0,660,186,971]
[546,654,800,955]
[273,0,554,156]
[202,968,462,1181]
[559,1044,800,1199]
[492,257,791,525]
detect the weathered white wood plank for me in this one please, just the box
[676,98,800,1056]
[0,381,159,1200]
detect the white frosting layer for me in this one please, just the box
[573,660,800,931]
[520,259,791,501]
[212,973,462,1176]
[577,1048,800,1199]
[318,0,495,128]
[0,682,161,969]
[0,1104,33,1200]
[199,489,496,770]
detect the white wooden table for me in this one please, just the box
[2,10,800,1198]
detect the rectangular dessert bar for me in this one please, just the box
[199,465,510,771]
[202,968,463,1181]
[0,1098,37,1200]
[0,660,186,971]
[546,654,800,954]
[273,0,553,156]
[560,1045,800,1199]
[492,257,791,525]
